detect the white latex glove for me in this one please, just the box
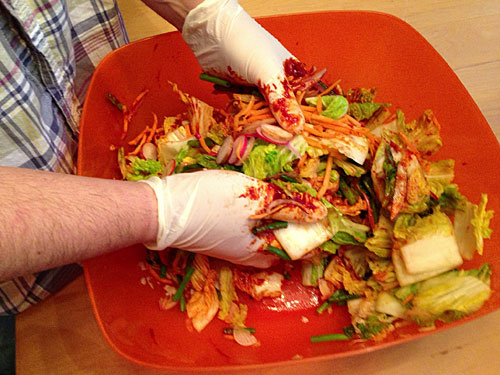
[182,0,305,134]
[140,170,326,268]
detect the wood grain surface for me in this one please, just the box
[16,1,500,374]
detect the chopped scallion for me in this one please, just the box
[173,254,195,301]
[266,245,292,261]
[252,221,288,234]
[159,264,167,279]
[310,333,350,343]
[199,73,232,88]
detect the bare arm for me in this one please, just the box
[0,167,158,280]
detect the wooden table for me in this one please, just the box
[16,1,500,374]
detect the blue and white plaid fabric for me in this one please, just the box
[0,0,128,314]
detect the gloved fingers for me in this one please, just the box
[140,170,327,268]
[182,0,305,133]
[250,186,328,223]
[262,80,305,134]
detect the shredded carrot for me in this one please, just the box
[304,124,340,139]
[146,113,158,143]
[401,293,414,306]
[345,114,362,127]
[327,148,346,161]
[398,131,423,164]
[297,153,308,169]
[242,113,274,124]
[296,90,305,106]
[199,136,212,154]
[131,89,149,111]
[306,112,369,137]
[382,113,397,124]
[236,95,255,119]
[316,95,323,114]
[303,135,326,149]
[121,114,129,140]
[336,115,351,124]
[250,100,268,111]
[249,200,311,220]
[120,89,150,140]
[129,134,147,156]
[235,138,244,162]
[312,122,355,136]
[318,79,341,97]
[146,263,174,285]
[399,131,419,154]
[317,153,334,199]
[306,112,349,127]
[300,105,316,113]
[128,126,150,146]
[245,107,272,117]
[233,115,240,136]
[184,122,192,138]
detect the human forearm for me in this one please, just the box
[0,167,158,280]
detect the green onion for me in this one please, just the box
[106,93,128,112]
[182,163,203,172]
[188,138,216,148]
[318,81,328,90]
[332,231,361,245]
[343,325,355,338]
[316,301,332,314]
[319,240,339,254]
[173,254,195,302]
[187,139,200,147]
[200,73,232,88]
[339,176,358,205]
[223,164,240,171]
[266,245,292,260]
[280,175,298,183]
[359,175,379,224]
[310,333,350,343]
[317,289,361,313]
[159,264,167,279]
[252,221,288,234]
[179,294,186,312]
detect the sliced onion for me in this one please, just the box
[241,121,265,135]
[286,141,301,158]
[162,159,176,176]
[292,67,327,91]
[233,326,258,347]
[228,135,247,164]
[258,117,278,125]
[235,137,255,166]
[256,124,293,145]
[216,135,234,164]
[268,198,310,212]
[141,142,157,160]
[304,67,327,84]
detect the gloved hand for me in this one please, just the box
[140,170,326,268]
[181,0,305,134]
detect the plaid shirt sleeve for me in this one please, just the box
[0,0,128,315]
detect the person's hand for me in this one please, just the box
[140,170,326,268]
[181,0,305,134]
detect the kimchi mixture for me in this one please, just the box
[110,63,494,345]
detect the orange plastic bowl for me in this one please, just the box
[78,11,500,372]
